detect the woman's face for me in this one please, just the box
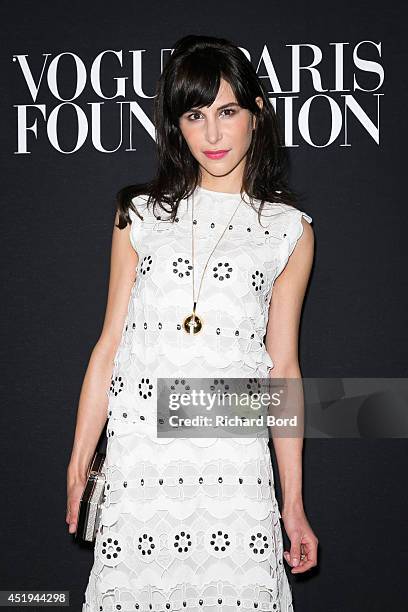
[179,78,263,186]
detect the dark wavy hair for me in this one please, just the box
[116,34,301,229]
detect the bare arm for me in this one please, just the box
[265,217,318,573]
[265,217,314,512]
[66,209,138,532]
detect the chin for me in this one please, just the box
[200,158,237,173]
[204,168,235,178]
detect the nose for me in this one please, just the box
[204,116,222,145]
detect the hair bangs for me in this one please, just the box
[169,59,224,122]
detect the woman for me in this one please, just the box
[67,34,318,612]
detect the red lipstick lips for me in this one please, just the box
[203,149,230,159]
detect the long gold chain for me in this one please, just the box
[182,188,243,335]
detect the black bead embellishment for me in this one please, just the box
[173,258,193,278]
[251,270,265,292]
[138,377,153,399]
[140,255,153,276]
[110,375,124,396]
[213,262,232,280]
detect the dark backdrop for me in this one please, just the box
[1,1,407,610]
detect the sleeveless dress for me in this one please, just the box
[82,185,313,612]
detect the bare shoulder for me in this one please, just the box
[285,216,314,271]
[299,215,315,247]
[274,211,315,285]
[95,210,139,355]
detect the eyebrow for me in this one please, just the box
[187,102,240,112]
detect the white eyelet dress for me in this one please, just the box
[82,186,313,612]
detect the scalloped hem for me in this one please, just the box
[82,574,293,611]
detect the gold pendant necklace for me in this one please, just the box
[182,188,243,335]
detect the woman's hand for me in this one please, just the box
[281,505,318,573]
[66,468,86,535]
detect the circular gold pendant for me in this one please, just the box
[183,313,203,335]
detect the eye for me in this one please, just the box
[186,111,202,121]
[221,108,237,117]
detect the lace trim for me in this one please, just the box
[104,459,273,495]
[100,454,278,523]
[83,577,293,611]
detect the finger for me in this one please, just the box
[291,545,318,573]
[284,549,300,567]
[296,553,309,568]
[69,501,79,519]
[301,540,317,563]
[68,507,78,530]
[293,547,312,570]
[290,535,302,567]
[291,558,315,573]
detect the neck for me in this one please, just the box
[198,179,243,195]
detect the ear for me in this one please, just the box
[252,96,264,130]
